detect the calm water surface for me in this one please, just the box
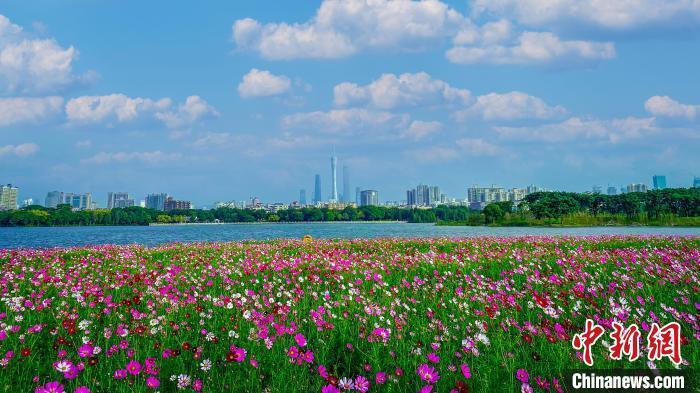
[1,223,699,249]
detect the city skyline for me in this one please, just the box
[1,1,699,206]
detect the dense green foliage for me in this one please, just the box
[2,188,699,227]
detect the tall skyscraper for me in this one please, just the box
[406,189,416,206]
[313,174,322,204]
[694,176,700,188]
[107,192,134,209]
[330,151,338,202]
[652,175,667,190]
[145,193,168,211]
[0,184,18,210]
[342,165,350,203]
[607,186,617,195]
[355,186,360,205]
[45,191,64,208]
[299,189,307,205]
[360,190,379,206]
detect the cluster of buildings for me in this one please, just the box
[593,175,692,195]
[3,173,700,212]
[465,184,544,210]
[406,184,445,207]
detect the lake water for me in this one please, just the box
[1,223,699,249]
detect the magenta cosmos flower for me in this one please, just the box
[516,369,529,383]
[146,376,160,389]
[461,364,471,379]
[294,333,307,347]
[126,360,141,375]
[417,364,440,383]
[35,382,64,393]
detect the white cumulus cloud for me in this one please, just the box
[493,116,657,143]
[0,142,39,158]
[232,0,465,59]
[66,94,216,128]
[0,96,63,127]
[470,0,700,31]
[455,91,567,121]
[334,72,471,109]
[0,14,91,94]
[645,95,699,120]
[155,96,219,128]
[238,69,291,98]
[447,31,615,66]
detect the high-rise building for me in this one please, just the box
[406,189,416,206]
[626,183,647,193]
[145,193,168,211]
[694,177,700,188]
[299,189,307,205]
[63,193,92,210]
[607,186,617,195]
[164,196,191,211]
[652,175,667,190]
[313,174,322,204]
[0,184,18,210]
[592,185,603,194]
[107,192,134,209]
[45,191,63,208]
[355,187,361,205]
[330,151,338,202]
[360,190,379,206]
[22,198,34,207]
[342,165,350,203]
[428,186,440,205]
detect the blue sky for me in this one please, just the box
[1,0,699,206]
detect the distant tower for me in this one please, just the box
[342,165,350,203]
[652,175,667,190]
[355,187,360,205]
[299,189,307,205]
[330,149,338,202]
[313,174,322,203]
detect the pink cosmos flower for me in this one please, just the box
[303,350,314,363]
[126,360,141,375]
[192,379,203,392]
[417,364,439,384]
[287,346,299,359]
[77,344,93,358]
[427,352,440,363]
[354,375,369,392]
[419,385,433,393]
[294,333,307,347]
[516,369,529,383]
[146,376,160,389]
[375,372,386,385]
[322,385,340,393]
[461,364,471,379]
[318,365,329,379]
[35,382,64,393]
[113,369,127,379]
[233,347,247,362]
[74,387,90,393]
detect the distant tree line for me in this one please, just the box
[1,188,699,227]
[521,188,700,219]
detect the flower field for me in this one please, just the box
[0,236,698,392]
